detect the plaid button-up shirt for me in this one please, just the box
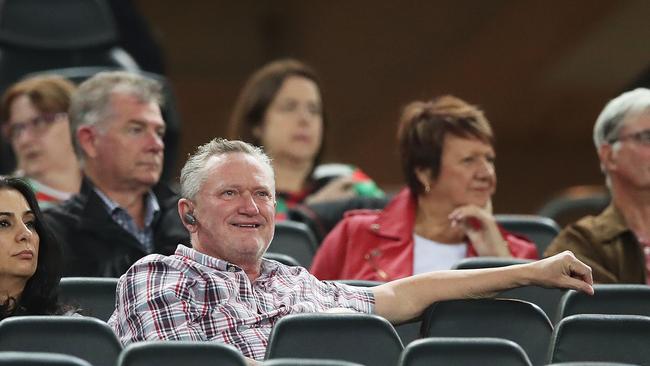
[108,245,375,360]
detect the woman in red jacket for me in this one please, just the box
[310,95,538,281]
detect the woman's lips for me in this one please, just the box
[13,249,34,259]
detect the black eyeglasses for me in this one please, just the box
[1,113,67,141]
[610,129,650,146]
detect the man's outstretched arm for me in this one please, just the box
[372,251,593,324]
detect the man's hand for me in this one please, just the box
[449,204,511,257]
[245,357,261,366]
[525,251,594,295]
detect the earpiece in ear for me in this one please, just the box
[184,212,197,225]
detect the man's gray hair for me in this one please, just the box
[69,71,164,158]
[180,138,274,200]
[593,88,650,149]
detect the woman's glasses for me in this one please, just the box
[1,113,67,141]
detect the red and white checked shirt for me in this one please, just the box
[108,245,375,360]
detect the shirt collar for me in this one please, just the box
[174,244,279,276]
[94,188,160,223]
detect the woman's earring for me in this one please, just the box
[424,183,430,193]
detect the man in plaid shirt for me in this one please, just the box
[109,138,594,364]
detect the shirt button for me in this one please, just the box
[370,223,380,232]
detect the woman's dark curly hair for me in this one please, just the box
[0,177,65,319]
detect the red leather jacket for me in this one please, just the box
[310,188,539,281]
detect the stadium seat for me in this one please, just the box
[0,352,92,366]
[117,341,246,366]
[452,257,566,323]
[421,298,552,365]
[399,337,533,366]
[263,359,365,366]
[0,316,122,366]
[0,0,140,175]
[333,279,419,345]
[59,277,118,321]
[268,221,318,267]
[265,313,403,366]
[556,284,650,324]
[549,314,650,365]
[495,214,561,255]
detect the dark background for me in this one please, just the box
[135,0,650,214]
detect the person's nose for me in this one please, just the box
[475,158,495,179]
[16,222,34,243]
[145,129,165,153]
[238,191,260,215]
[14,125,37,148]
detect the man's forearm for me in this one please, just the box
[372,251,594,325]
[372,264,530,324]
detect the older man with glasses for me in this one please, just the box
[546,88,650,284]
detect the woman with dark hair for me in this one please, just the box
[311,95,538,281]
[1,75,80,209]
[229,59,383,220]
[0,177,66,319]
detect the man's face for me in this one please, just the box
[82,93,165,191]
[601,111,650,191]
[191,152,276,265]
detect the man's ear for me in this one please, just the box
[598,143,618,174]
[178,198,197,233]
[76,125,98,159]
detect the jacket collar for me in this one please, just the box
[596,203,634,244]
[372,188,417,241]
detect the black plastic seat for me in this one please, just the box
[59,277,118,321]
[0,352,93,366]
[117,341,247,366]
[452,257,566,323]
[333,279,419,346]
[549,314,650,365]
[399,337,533,366]
[556,284,650,324]
[265,313,403,366]
[264,359,365,366]
[268,221,318,267]
[0,316,122,366]
[0,0,141,175]
[546,363,640,366]
[495,214,560,255]
[421,298,552,366]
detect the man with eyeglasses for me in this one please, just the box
[546,88,650,284]
[43,71,189,277]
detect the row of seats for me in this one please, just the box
[0,313,647,366]
[59,275,650,328]
[268,215,561,269]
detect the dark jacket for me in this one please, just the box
[44,178,189,277]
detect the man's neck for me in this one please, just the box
[272,156,313,193]
[611,182,650,239]
[86,170,150,227]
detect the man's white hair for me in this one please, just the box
[593,88,650,149]
[180,138,274,200]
